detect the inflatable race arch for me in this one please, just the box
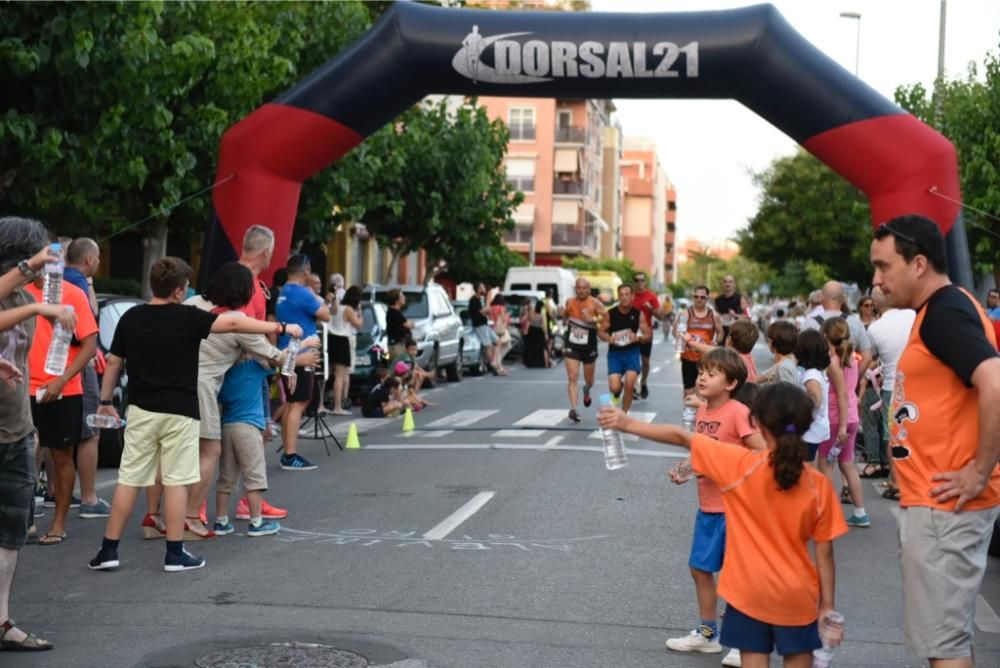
[204,2,964,282]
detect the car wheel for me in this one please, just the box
[424,347,439,388]
[445,342,463,382]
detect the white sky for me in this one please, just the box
[590,0,1000,247]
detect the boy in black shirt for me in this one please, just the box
[89,258,301,573]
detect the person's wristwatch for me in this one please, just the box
[17,259,37,280]
[100,399,113,406]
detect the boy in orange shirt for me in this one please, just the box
[600,382,848,667]
[665,348,765,665]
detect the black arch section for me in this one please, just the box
[208,2,962,285]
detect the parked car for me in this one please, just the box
[95,293,145,468]
[348,300,389,401]
[375,283,465,383]
[452,300,487,375]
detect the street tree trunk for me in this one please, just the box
[141,219,168,300]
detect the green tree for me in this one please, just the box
[0,2,370,293]
[895,46,1000,286]
[736,149,872,289]
[304,98,522,285]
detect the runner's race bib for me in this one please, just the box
[569,324,590,345]
[612,329,632,347]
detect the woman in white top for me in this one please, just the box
[327,285,363,415]
[795,329,831,464]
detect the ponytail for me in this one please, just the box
[820,317,853,368]
[770,432,805,490]
[750,382,815,491]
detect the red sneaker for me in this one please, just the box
[236,497,288,520]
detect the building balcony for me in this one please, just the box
[555,126,586,144]
[553,180,584,196]
[504,225,534,245]
[550,225,601,255]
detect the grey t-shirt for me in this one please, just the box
[0,289,37,443]
[802,310,872,353]
[758,356,799,385]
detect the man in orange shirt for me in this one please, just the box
[26,277,99,545]
[871,215,1000,667]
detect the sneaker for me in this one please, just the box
[568,409,581,423]
[665,629,723,654]
[640,384,649,400]
[213,520,235,536]
[164,548,206,572]
[610,394,621,407]
[280,453,317,471]
[79,498,111,519]
[88,549,120,571]
[847,513,871,528]
[236,497,287,520]
[582,385,592,408]
[247,519,281,537]
[44,493,81,508]
[722,648,742,667]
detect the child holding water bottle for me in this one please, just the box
[599,382,848,667]
[665,348,765,666]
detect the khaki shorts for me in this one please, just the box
[197,379,222,440]
[218,423,267,494]
[899,504,1000,659]
[118,405,200,487]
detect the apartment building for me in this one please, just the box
[620,137,677,288]
[479,96,615,266]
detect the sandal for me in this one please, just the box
[881,486,901,501]
[37,532,66,546]
[0,619,53,651]
[859,463,883,478]
[184,517,216,541]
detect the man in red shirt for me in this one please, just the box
[630,272,666,400]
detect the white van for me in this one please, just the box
[503,266,577,306]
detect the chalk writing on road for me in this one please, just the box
[275,527,609,553]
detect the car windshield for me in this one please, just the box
[377,290,428,319]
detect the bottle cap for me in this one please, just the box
[598,393,612,406]
[50,242,61,251]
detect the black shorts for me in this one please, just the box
[639,339,653,358]
[281,368,314,404]
[327,333,351,368]
[31,395,83,449]
[681,358,699,390]
[0,434,35,549]
[565,346,598,364]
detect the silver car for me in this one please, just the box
[376,284,465,383]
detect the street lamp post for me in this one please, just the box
[839,11,861,76]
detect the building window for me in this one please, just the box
[505,157,535,193]
[508,107,536,141]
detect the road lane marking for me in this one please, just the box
[417,409,498,437]
[363,443,688,458]
[976,595,1000,633]
[492,429,546,437]
[422,491,496,541]
[516,409,573,426]
[544,435,565,448]
[651,366,661,374]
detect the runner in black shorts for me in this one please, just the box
[562,278,605,423]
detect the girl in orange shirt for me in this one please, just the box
[599,382,848,667]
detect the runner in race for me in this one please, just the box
[631,272,666,400]
[599,284,651,414]
[562,277,605,423]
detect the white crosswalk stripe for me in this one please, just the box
[417,409,499,438]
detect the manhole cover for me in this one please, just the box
[195,642,368,668]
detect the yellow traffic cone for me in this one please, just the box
[402,407,415,433]
[345,423,361,449]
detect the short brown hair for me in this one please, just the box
[697,347,748,395]
[727,320,759,354]
[149,257,192,298]
[766,320,798,355]
[385,289,402,306]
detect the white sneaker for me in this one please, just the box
[722,647,742,667]
[665,629,723,654]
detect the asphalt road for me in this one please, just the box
[9,335,1000,667]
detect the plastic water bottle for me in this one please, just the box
[670,459,693,483]
[812,610,845,667]
[86,414,125,429]
[281,337,300,377]
[682,406,697,431]
[43,305,74,376]
[598,394,627,470]
[826,442,843,463]
[675,312,687,352]
[41,242,64,305]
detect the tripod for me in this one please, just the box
[299,372,342,455]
